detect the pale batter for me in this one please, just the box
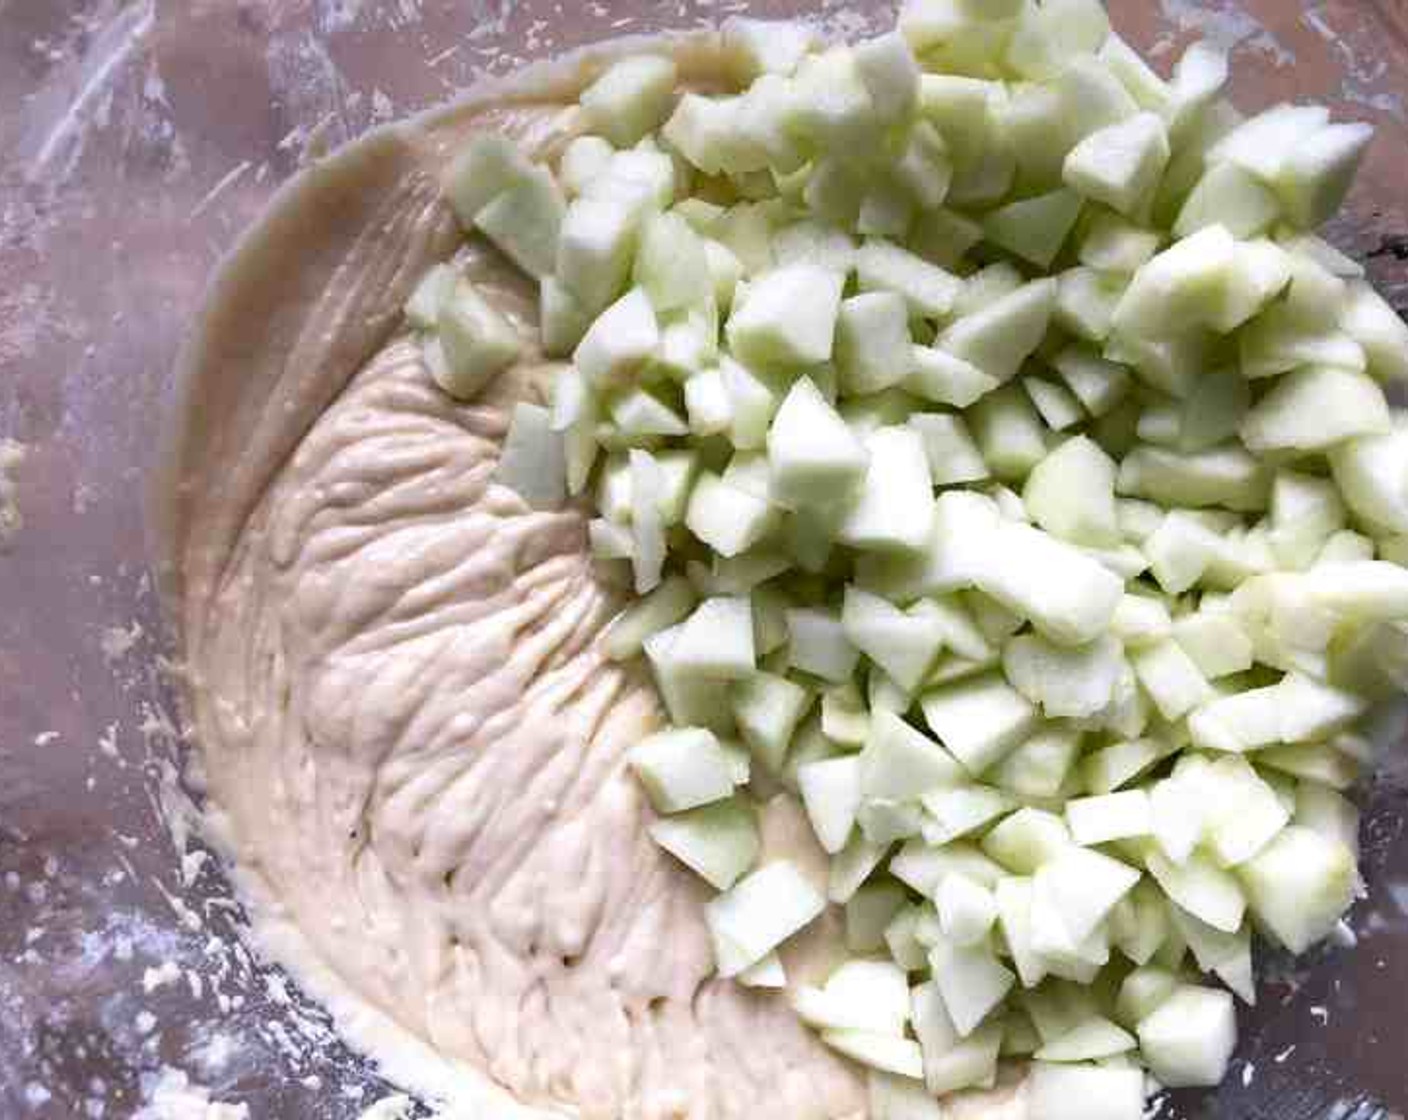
[155,34,1024,1120]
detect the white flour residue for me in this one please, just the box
[135,1068,249,1120]
[1302,4,1405,120]
[102,619,145,662]
[1156,0,1292,66]
[0,438,27,547]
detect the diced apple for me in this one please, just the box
[443,133,533,226]
[867,1072,944,1120]
[1002,633,1124,721]
[1275,121,1374,230]
[798,755,864,854]
[847,881,910,954]
[1175,161,1280,239]
[1118,443,1267,512]
[785,606,861,685]
[649,798,759,889]
[937,279,1057,385]
[1238,824,1356,953]
[905,346,1001,408]
[580,55,678,147]
[1241,365,1390,454]
[573,287,659,385]
[496,401,567,511]
[861,709,965,800]
[929,935,1015,1036]
[1131,638,1212,722]
[836,292,915,396]
[435,277,521,398]
[1146,850,1244,933]
[1064,112,1169,217]
[908,413,988,487]
[1028,1062,1144,1120]
[666,596,755,680]
[1136,985,1237,1088]
[685,472,776,559]
[984,190,1084,270]
[838,426,936,554]
[920,673,1037,776]
[722,16,819,81]
[1343,280,1408,382]
[1067,790,1151,846]
[629,726,740,814]
[726,264,845,368]
[475,163,565,278]
[1033,845,1141,946]
[910,980,1004,1095]
[974,522,1124,647]
[843,588,947,694]
[1171,612,1254,679]
[794,958,912,1035]
[765,377,868,508]
[1035,1017,1136,1062]
[821,1031,925,1079]
[735,671,812,772]
[706,860,826,977]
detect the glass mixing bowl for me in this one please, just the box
[2,2,1407,1116]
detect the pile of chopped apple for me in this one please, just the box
[407,0,1408,1112]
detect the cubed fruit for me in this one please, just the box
[634,210,713,314]
[649,798,759,889]
[1136,985,1237,1088]
[405,263,455,329]
[929,936,1015,1036]
[1034,1017,1136,1062]
[905,347,1002,408]
[838,426,936,554]
[836,292,915,396]
[1147,850,1245,933]
[920,672,1037,776]
[726,264,846,367]
[1023,436,1119,547]
[435,277,522,398]
[1241,366,1390,454]
[1239,825,1356,953]
[867,1071,945,1120]
[848,882,910,954]
[1064,112,1170,216]
[443,133,532,226]
[1067,789,1151,846]
[1002,633,1124,720]
[629,727,740,814]
[580,55,678,146]
[557,195,640,314]
[970,384,1049,482]
[975,522,1124,647]
[937,279,1057,385]
[798,754,864,854]
[857,239,963,319]
[1343,280,1408,382]
[475,164,565,278]
[1275,121,1374,230]
[862,709,966,800]
[721,16,819,81]
[735,671,812,772]
[558,135,614,197]
[794,959,913,1035]
[1027,1062,1144,1120]
[540,276,592,358]
[984,190,1085,270]
[821,1031,925,1079]
[936,874,998,946]
[1175,161,1280,239]
[768,377,870,508]
[1032,845,1141,945]
[843,587,948,693]
[787,606,862,684]
[685,472,777,558]
[1131,639,1212,722]
[909,413,989,486]
[573,287,659,385]
[1331,426,1408,535]
[991,730,1082,801]
[706,860,826,976]
[604,576,697,661]
[667,596,756,679]
[496,403,567,510]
